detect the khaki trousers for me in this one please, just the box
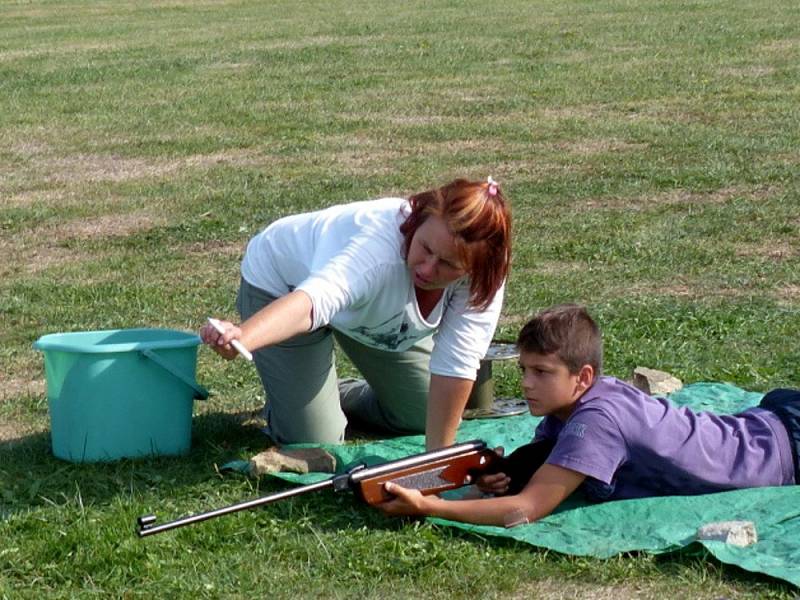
[237,278,432,444]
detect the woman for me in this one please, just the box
[201,177,511,449]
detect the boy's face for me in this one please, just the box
[518,350,593,421]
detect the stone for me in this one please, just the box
[632,367,683,396]
[249,447,337,477]
[696,520,758,547]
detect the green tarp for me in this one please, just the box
[272,383,800,587]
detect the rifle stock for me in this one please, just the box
[137,439,498,537]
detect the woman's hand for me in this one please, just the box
[375,482,431,517]
[200,319,243,360]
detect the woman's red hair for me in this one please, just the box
[399,178,511,310]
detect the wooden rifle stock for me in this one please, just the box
[136,439,498,537]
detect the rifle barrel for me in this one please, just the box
[137,478,334,537]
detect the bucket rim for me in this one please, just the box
[33,328,202,354]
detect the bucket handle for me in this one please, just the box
[140,349,209,400]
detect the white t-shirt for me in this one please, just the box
[240,197,504,380]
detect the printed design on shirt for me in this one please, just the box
[350,312,416,350]
[563,422,587,439]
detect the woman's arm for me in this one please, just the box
[378,463,586,527]
[425,374,474,450]
[201,289,314,358]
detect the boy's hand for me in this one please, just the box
[200,319,242,360]
[477,472,511,495]
[477,447,511,495]
[375,482,430,517]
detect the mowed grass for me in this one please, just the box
[1,0,799,596]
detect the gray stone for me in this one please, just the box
[249,447,337,476]
[632,367,683,396]
[696,520,758,547]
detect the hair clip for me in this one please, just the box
[487,176,499,197]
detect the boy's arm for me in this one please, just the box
[377,464,586,527]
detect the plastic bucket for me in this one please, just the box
[33,328,209,463]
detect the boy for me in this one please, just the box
[377,304,799,527]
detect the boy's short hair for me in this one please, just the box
[517,304,603,375]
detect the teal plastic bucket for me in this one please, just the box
[33,328,209,463]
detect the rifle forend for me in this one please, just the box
[137,439,498,537]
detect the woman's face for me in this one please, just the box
[406,214,467,290]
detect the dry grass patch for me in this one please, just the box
[55,211,162,240]
[440,87,494,104]
[628,282,698,299]
[1,0,239,19]
[720,65,776,78]
[0,374,46,444]
[244,32,389,54]
[429,138,517,155]
[528,260,586,276]
[774,151,800,166]
[0,210,163,278]
[556,49,596,65]
[248,35,341,52]
[539,105,609,121]
[577,185,779,212]
[0,41,125,63]
[12,245,93,278]
[676,184,779,207]
[734,241,797,261]
[316,134,407,174]
[760,39,800,53]
[5,189,72,209]
[321,132,524,173]
[510,578,746,600]
[3,142,264,191]
[619,97,715,124]
[8,139,51,158]
[0,236,89,279]
[384,114,466,126]
[774,284,800,307]
[0,422,37,444]
[555,138,648,157]
[40,149,262,185]
[504,155,597,180]
[149,0,243,6]
[0,378,45,405]
[623,281,774,303]
[201,61,254,72]
[502,102,682,131]
[183,239,247,259]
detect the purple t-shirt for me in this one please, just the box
[536,377,795,501]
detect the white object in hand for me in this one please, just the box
[207,317,253,361]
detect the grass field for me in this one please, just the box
[1,0,799,597]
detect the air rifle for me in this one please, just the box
[136,439,498,537]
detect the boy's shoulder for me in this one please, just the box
[579,375,654,406]
[569,376,663,429]
[538,377,662,440]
